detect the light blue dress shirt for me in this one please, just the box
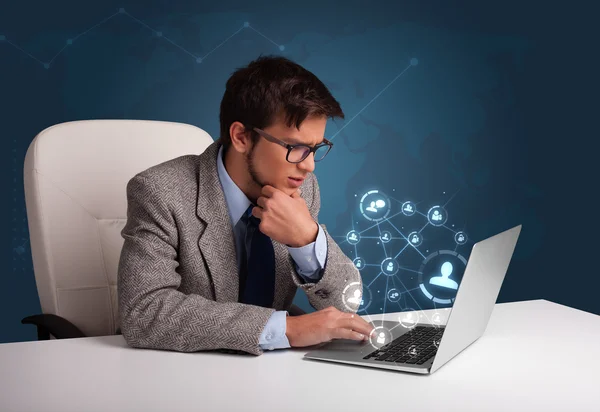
[216,145,327,350]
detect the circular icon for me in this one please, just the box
[398,308,419,329]
[387,288,401,302]
[431,311,443,327]
[433,338,441,349]
[381,257,399,276]
[342,282,373,313]
[418,250,467,304]
[427,205,448,227]
[455,231,467,245]
[368,326,393,349]
[407,231,423,247]
[359,190,391,222]
[346,230,361,245]
[401,201,416,216]
[379,230,392,243]
[353,257,366,271]
[407,344,419,358]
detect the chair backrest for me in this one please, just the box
[23,119,214,337]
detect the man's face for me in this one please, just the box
[245,115,328,197]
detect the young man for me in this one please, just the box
[117,55,374,355]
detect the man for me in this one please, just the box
[117,55,374,355]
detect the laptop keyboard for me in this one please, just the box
[363,325,445,365]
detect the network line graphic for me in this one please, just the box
[0,8,285,69]
[336,187,471,340]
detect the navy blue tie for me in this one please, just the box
[239,205,275,307]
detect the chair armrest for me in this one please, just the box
[21,314,86,340]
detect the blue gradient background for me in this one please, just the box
[1,1,597,343]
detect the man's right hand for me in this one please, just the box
[285,306,375,347]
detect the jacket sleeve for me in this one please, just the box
[289,173,362,313]
[117,174,275,356]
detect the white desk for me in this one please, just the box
[1,299,598,412]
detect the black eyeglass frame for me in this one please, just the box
[250,126,334,164]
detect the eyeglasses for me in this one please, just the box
[251,127,333,164]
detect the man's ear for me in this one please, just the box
[229,121,252,154]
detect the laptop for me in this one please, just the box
[304,224,522,375]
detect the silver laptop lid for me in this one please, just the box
[430,224,522,373]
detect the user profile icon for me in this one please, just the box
[368,326,393,349]
[359,190,391,222]
[398,308,419,329]
[346,230,361,245]
[381,258,399,276]
[401,201,416,216]
[379,231,392,243]
[341,281,362,311]
[427,205,448,227]
[455,231,467,245]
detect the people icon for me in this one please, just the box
[356,260,362,268]
[433,313,441,324]
[411,234,419,244]
[349,232,358,241]
[404,204,413,213]
[389,291,399,299]
[408,346,418,356]
[433,339,440,348]
[403,313,415,324]
[386,261,394,272]
[432,210,442,221]
[377,332,386,344]
[366,199,386,213]
[429,261,458,290]
[382,233,389,241]
[348,289,362,305]
[457,234,465,242]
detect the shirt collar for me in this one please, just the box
[216,145,252,227]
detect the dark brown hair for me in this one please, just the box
[219,54,344,151]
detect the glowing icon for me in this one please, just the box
[429,261,458,290]
[381,258,399,276]
[348,289,362,305]
[432,312,442,325]
[408,231,422,246]
[433,339,441,348]
[353,257,365,270]
[366,199,386,213]
[427,205,448,226]
[369,326,392,349]
[387,288,401,302]
[346,230,361,245]
[380,231,392,243]
[343,282,372,312]
[455,231,467,245]
[360,190,391,222]
[408,345,418,357]
[401,201,416,216]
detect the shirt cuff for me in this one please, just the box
[287,224,327,281]
[259,311,291,351]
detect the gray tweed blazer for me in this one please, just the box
[117,138,362,355]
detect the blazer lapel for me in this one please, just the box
[195,139,240,303]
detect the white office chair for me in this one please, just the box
[21,119,214,339]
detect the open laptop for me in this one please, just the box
[304,224,522,375]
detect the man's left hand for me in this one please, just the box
[253,185,318,247]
